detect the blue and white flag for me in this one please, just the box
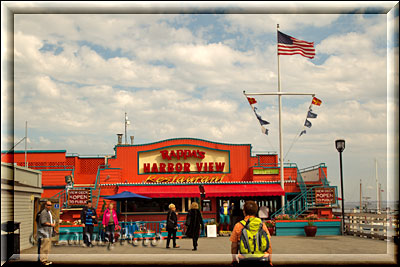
[261,126,268,135]
[304,119,312,128]
[307,110,317,119]
[255,110,270,125]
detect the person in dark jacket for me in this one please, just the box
[185,202,204,251]
[166,203,180,248]
[80,200,97,247]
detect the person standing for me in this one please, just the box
[230,200,272,266]
[165,204,180,249]
[102,203,119,249]
[185,202,204,251]
[38,201,56,265]
[81,200,97,247]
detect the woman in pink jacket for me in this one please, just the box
[102,203,119,248]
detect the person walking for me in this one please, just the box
[230,200,272,266]
[185,202,204,251]
[38,201,56,265]
[165,203,180,249]
[81,200,97,247]
[102,203,119,249]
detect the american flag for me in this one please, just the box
[278,31,315,59]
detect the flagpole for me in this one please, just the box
[277,24,285,213]
[125,112,127,145]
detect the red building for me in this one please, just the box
[2,137,336,224]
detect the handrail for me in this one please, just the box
[299,163,326,173]
[318,165,329,186]
[271,185,338,219]
[296,166,307,193]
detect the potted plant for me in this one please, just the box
[265,220,275,235]
[304,214,318,237]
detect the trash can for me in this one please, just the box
[1,221,20,261]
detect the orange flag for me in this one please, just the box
[312,97,322,106]
[247,97,257,105]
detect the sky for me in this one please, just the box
[1,2,399,203]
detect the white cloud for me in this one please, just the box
[223,14,342,34]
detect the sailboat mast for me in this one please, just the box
[360,179,362,212]
[375,159,379,213]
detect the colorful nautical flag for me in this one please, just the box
[312,97,322,106]
[304,119,312,128]
[307,110,318,119]
[261,126,268,135]
[277,31,315,59]
[247,97,257,105]
[299,130,306,136]
[245,96,270,135]
[254,108,270,126]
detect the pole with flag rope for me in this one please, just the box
[276,24,285,213]
[244,24,316,215]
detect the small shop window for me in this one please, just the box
[201,199,212,211]
[121,198,183,213]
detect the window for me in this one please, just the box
[202,199,212,211]
[120,198,183,213]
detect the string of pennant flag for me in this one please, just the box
[246,97,270,135]
[300,97,322,136]
[246,95,322,138]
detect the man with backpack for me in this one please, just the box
[80,200,97,247]
[230,200,272,266]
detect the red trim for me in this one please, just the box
[203,184,284,197]
[118,185,200,198]
[118,183,284,198]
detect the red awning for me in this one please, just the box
[117,185,200,198]
[203,183,284,197]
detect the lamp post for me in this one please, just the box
[335,139,345,235]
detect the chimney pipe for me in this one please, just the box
[130,136,134,145]
[117,134,123,145]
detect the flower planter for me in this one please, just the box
[275,219,341,236]
[304,225,317,237]
[58,225,100,242]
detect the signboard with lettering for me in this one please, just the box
[67,189,90,206]
[314,187,336,204]
[138,145,230,174]
[144,174,225,184]
[253,168,279,175]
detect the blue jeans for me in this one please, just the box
[220,214,230,224]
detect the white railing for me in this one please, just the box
[342,212,399,241]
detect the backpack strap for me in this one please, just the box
[257,222,270,252]
[239,219,251,254]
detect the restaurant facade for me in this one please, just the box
[1,137,336,225]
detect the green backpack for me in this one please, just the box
[239,217,270,259]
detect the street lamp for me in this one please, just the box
[335,139,345,235]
